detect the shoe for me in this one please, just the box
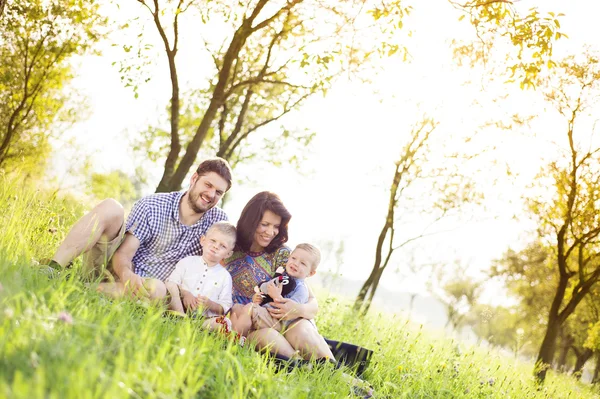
[343,374,374,398]
[34,258,71,279]
[215,316,233,333]
[164,310,188,320]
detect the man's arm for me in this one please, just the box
[111,233,148,298]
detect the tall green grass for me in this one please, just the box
[0,176,598,398]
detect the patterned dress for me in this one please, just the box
[224,246,290,305]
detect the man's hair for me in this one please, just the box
[294,243,321,271]
[206,221,237,246]
[196,157,233,191]
[236,191,291,253]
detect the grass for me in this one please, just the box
[0,176,598,398]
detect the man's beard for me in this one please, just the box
[188,190,212,214]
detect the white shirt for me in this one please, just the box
[166,255,233,317]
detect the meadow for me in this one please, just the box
[0,177,598,399]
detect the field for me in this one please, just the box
[0,177,598,398]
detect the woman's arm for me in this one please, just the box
[269,283,318,320]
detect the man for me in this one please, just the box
[43,157,232,298]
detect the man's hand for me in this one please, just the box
[182,290,199,311]
[252,292,264,304]
[266,280,283,302]
[120,269,149,299]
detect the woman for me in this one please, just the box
[224,191,335,360]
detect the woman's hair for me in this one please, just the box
[236,191,291,253]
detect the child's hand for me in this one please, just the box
[252,292,264,304]
[266,280,283,301]
[182,291,199,310]
[197,295,212,309]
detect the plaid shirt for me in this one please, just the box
[126,191,228,281]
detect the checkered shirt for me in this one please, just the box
[126,191,228,281]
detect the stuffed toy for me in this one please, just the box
[254,266,297,305]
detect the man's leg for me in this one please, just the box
[144,278,167,302]
[96,282,126,298]
[52,199,124,268]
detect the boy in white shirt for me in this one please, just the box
[162,221,235,330]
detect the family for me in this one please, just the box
[43,157,341,363]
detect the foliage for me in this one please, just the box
[86,170,141,209]
[120,0,412,191]
[0,0,106,176]
[428,265,482,331]
[468,304,530,356]
[490,243,555,352]
[512,51,600,382]
[491,242,600,372]
[354,116,483,314]
[0,176,598,398]
[451,0,565,89]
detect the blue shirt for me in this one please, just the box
[126,191,228,281]
[283,278,309,304]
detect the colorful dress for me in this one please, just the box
[224,246,290,305]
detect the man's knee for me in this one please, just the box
[145,279,167,299]
[94,198,124,235]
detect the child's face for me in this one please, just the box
[200,230,234,264]
[286,248,316,279]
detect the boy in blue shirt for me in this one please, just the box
[232,243,320,338]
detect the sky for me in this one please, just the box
[49,0,600,307]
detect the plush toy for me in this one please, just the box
[254,266,297,305]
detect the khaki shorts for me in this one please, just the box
[81,222,126,280]
[251,304,284,332]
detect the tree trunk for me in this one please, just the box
[573,348,593,378]
[0,124,15,167]
[556,331,572,372]
[155,49,181,193]
[535,316,560,382]
[164,0,283,191]
[535,273,569,382]
[361,267,385,315]
[354,268,377,309]
[592,354,600,384]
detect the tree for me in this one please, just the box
[450,0,564,89]
[493,242,600,377]
[0,0,106,174]
[123,0,412,192]
[428,265,482,332]
[523,52,600,383]
[491,243,555,355]
[122,0,563,192]
[86,170,141,209]
[467,304,529,356]
[353,117,480,314]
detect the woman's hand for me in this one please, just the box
[268,298,300,320]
